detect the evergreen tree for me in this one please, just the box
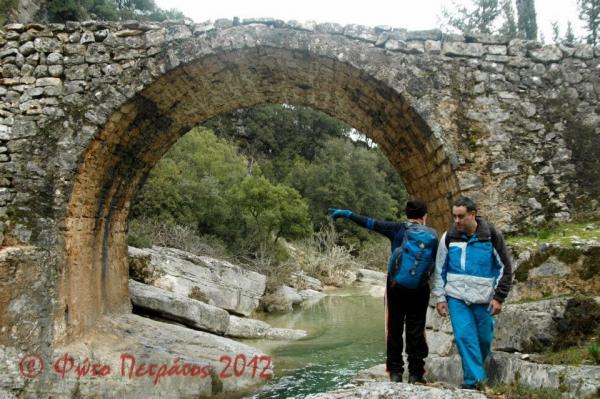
[551,21,560,43]
[442,0,501,34]
[577,0,600,46]
[516,0,538,40]
[565,21,577,45]
[499,0,518,38]
[47,0,184,23]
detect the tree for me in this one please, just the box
[499,0,518,38]
[551,21,560,43]
[442,0,501,34]
[565,21,577,45]
[516,0,538,40]
[47,0,184,23]
[228,175,312,244]
[578,0,600,46]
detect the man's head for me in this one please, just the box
[452,196,478,233]
[405,200,428,224]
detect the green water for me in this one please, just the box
[245,287,386,399]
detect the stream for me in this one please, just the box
[245,285,386,399]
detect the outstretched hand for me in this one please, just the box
[328,208,352,220]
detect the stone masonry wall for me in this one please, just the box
[0,18,598,353]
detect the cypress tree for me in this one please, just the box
[516,0,538,40]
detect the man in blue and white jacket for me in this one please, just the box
[432,196,513,390]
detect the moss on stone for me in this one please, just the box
[579,247,600,280]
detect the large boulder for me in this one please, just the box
[494,296,571,352]
[262,285,303,313]
[2,314,271,398]
[128,246,266,316]
[128,279,230,335]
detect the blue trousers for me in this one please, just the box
[447,296,495,385]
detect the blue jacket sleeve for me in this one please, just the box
[347,213,404,242]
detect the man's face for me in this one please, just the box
[452,205,476,232]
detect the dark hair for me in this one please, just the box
[453,196,477,212]
[405,200,427,219]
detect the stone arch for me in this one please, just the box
[58,46,459,342]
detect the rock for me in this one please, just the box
[528,45,563,63]
[225,315,270,338]
[442,42,485,58]
[528,256,571,278]
[298,289,326,303]
[527,198,543,210]
[494,296,571,352]
[10,314,270,398]
[356,269,386,285]
[225,315,307,340]
[488,352,600,398]
[128,246,266,316]
[426,330,455,356]
[128,279,230,335]
[305,381,487,398]
[288,271,323,291]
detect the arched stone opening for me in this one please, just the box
[59,46,459,343]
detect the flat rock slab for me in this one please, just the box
[2,314,271,398]
[129,279,230,335]
[226,315,307,340]
[129,246,266,316]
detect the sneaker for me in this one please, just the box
[389,372,402,382]
[408,374,427,384]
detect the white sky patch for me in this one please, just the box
[154,0,588,43]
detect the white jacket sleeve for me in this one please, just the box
[432,231,448,303]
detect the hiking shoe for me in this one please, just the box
[389,372,402,382]
[408,374,427,384]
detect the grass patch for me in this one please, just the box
[508,221,600,249]
[489,382,570,399]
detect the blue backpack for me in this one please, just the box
[387,223,438,289]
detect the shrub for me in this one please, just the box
[589,343,600,365]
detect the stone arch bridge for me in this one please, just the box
[0,18,598,366]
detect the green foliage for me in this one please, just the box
[441,0,501,34]
[516,0,538,40]
[46,0,184,22]
[205,105,350,164]
[565,21,577,44]
[499,0,518,37]
[0,0,18,25]
[589,343,600,364]
[229,175,312,245]
[578,0,600,46]
[131,127,312,260]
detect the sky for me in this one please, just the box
[153,0,587,43]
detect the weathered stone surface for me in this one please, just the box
[128,279,230,335]
[225,315,307,340]
[494,297,570,352]
[528,256,571,278]
[0,22,599,399]
[288,271,323,291]
[1,314,270,398]
[356,269,386,285]
[128,246,266,316]
[265,285,303,313]
[305,381,487,399]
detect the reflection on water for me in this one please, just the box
[245,286,385,399]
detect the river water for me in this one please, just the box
[245,286,386,399]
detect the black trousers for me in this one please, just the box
[385,281,430,377]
